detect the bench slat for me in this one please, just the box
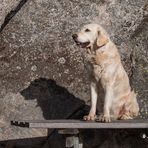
[11,120,148,129]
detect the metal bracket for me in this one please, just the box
[58,129,83,148]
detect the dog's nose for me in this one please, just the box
[72,34,78,40]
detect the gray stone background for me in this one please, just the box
[0,0,148,147]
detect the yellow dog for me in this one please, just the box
[72,24,139,122]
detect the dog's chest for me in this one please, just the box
[93,65,102,81]
[84,58,102,81]
[95,51,108,65]
[85,52,106,81]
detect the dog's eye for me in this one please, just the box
[85,29,90,32]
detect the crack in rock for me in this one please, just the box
[0,0,28,33]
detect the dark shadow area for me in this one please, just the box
[0,129,147,148]
[20,78,87,120]
[0,137,46,148]
[80,129,148,148]
[0,136,65,148]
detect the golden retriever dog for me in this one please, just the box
[72,23,139,122]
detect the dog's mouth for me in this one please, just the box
[74,40,90,48]
[72,34,90,48]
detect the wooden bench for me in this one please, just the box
[11,120,148,148]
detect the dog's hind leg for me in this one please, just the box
[119,91,139,120]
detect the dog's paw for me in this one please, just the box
[83,114,96,121]
[119,114,133,120]
[97,114,111,122]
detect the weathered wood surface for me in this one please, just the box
[11,120,148,129]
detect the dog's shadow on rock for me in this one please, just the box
[20,78,87,120]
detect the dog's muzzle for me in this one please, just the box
[72,34,90,48]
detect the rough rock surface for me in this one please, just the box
[0,0,22,30]
[0,0,147,147]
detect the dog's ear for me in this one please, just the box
[97,31,109,47]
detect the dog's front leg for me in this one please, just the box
[99,85,112,122]
[84,82,97,121]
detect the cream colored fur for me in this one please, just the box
[73,24,139,122]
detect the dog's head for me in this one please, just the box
[72,24,109,49]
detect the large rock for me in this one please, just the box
[0,0,147,147]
